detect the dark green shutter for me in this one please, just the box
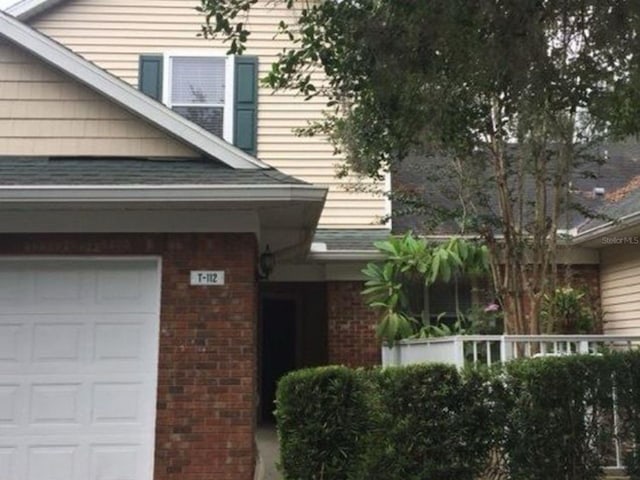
[234,56,258,156]
[138,55,163,101]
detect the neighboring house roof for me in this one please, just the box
[574,171,640,241]
[0,10,269,170]
[0,157,307,185]
[393,142,640,235]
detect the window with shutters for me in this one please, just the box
[163,54,234,142]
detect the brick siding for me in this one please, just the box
[327,281,381,367]
[0,233,257,480]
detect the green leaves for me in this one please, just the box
[540,286,597,334]
[198,0,640,336]
[375,311,415,344]
[277,354,640,480]
[277,364,497,480]
[362,233,489,344]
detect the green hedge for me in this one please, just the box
[501,355,615,480]
[275,366,372,480]
[370,365,495,480]
[275,352,640,480]
[611,351,640,479]
[276,364,497,480]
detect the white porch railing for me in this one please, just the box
[381,334,640,471]
[382,334,640,369]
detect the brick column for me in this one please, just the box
[154,234,257,480]
[327,281,381,367]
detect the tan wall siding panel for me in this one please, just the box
[600,245,640,335]
[0,40,199,158]
[31,0,388,228]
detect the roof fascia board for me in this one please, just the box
[5,0,62,20]
[0,11,269,170]
[0,184,328,203]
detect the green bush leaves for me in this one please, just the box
[276,364,495,480]
[276,353,640,480]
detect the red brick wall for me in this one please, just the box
[0,233,257,480]
[327,281,381,367]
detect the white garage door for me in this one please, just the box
[0,258,161,480]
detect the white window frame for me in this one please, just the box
[162,50,235,143]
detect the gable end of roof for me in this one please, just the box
[0,10,270,170]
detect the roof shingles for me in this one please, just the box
[0,157,308,186]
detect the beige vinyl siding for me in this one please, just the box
[600,245,640,335]
[0,40,199,157]
[31,0,388,228]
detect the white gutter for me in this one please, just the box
[0,11,269,170]
[308,250,384,262]
[573,211,640,244]
[0,184,328,203]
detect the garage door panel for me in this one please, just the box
[0,259,160,480]
[90,444,144,480]
[94,322,144,362]
[92,382,146,426]
[95,267,158,312]
[0,313,156,374]
[0,447,17,478]
[0,384,20,426]
[27,445,79,480]
[0,324,24,363]
[33,322,84,363]
[0,272,33,302]
[30,382,84,426]
[0,382,156,432]
[0,438,153,480]
[35,270,86,303]
[0,260,159,314]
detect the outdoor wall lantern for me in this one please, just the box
[258,245,276,280]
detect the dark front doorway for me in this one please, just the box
[260,297,297,422]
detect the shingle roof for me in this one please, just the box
[393,142,640,235]
[577,182,640,232]
[0,157,308,186]
[313,228,390,250]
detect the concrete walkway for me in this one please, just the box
[255,425,282,480]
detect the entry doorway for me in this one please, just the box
[260,297,297,422]
[258,283,328,424]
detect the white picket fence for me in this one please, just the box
[382,334,640,369]
[381,334,640,471]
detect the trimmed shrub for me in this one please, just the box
[275,352,640,480]
[369,364,496,480]
[276,364,496,480]
[275,366,372,480]
[501,355,615,480]
[611,351,640,479]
